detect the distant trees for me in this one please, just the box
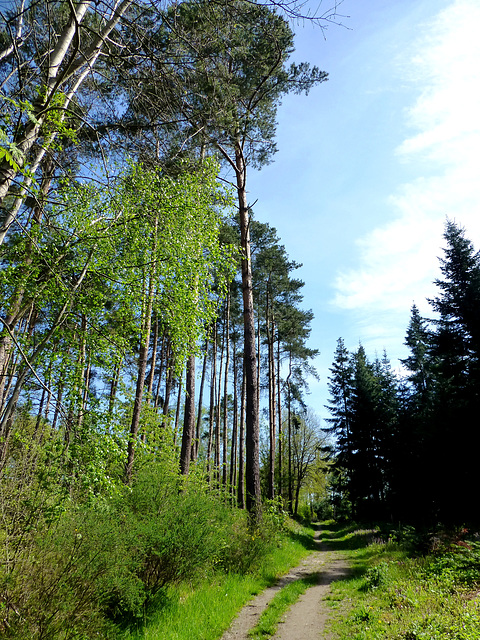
[325,220,480,525]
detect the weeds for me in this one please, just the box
[124,522,316,640]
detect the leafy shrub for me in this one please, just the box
[0,457,260,637]
[364,561,390,590]
[424,541,480,588]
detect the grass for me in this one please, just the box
[321,521,480,640]
[248,574,318,639]
[122,522,316,640]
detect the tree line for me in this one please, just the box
[325,220,480,526]
[0,0,328,514]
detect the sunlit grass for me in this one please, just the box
[248,574,318,640]
[123,522,316,640]
[322,522,480,640]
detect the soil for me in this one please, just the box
[220,525,350,640]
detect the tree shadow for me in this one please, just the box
[319,521,377,551]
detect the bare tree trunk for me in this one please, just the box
[207,323,217,481]
[194,339,208,461]
[215,316,225,479]
[287,351,293,514]
[174,376,183,446]
[267,295,276,500]
[162,355,174,428]
[238,362,246,509]
[108,360,122,417]
[229,336,238,492]
[154,333,167,409]
[277,337,283,498]
[146,314,160,400]
[52,379,64,431]
[222,291,230,485]
[234,141,260,515]
[180,355,195,474]
[76,315,88,435]
[124,211,158,482]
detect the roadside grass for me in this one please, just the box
[322,521,480,640]
[122,522,316,640]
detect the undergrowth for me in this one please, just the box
[0,444,315,640]
[323,521,480,640]
[123,520,316,640]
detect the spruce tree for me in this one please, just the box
[427,221,480,523]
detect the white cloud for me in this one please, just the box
[332,0,480,325]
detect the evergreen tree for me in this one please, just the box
[427,221,480,523]
[324,338,354,472]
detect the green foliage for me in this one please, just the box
[0,94,33,172]
[325,521,480,640]
[124,521,315,640]
[425,542,480,588]
[0,458,230,636]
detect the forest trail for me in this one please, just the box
[220,525,350,640]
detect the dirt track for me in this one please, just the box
[220,526,349,640]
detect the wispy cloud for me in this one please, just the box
[332,0,480,337]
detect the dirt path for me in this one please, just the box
[220,526,349,640]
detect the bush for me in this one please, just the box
[1,433,292,640]
[1,458,270,637]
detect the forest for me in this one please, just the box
[1,1,479,639]
[325,220,480,526]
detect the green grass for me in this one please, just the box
[321,522,480,640]
[122,522,316,640]
[248,574,318,639]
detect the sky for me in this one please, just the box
[247,0,480,419]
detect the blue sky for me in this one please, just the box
[248,0,480,418]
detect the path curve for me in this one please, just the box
[220,526,349,640]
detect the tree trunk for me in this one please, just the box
[238,363,246,509]
[229,336,238,493]
[234,140,260,515]
[124,297,153,483]
[287,351,293,514]
[174,376,183,446]
[222,291,230,485]
[194,339,208,461]
[277,337,283,497]
[215,316,225,479]
[266,294,276,500]
[180,354,195,474]
[207,323,217,481]
[146,314,160,400]
[0,0,134,240]
[124,211,158,482]
[154,333,167,409]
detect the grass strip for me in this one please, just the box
[248,574,318,640]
